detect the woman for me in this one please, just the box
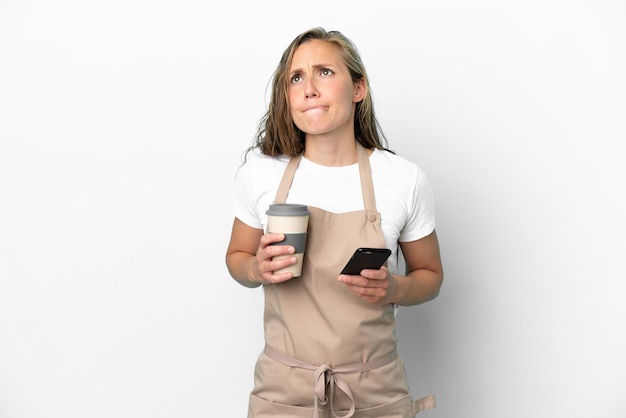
[226,27,443,418]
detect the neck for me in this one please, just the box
[303,136,360,167]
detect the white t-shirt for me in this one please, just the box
[233,147,436,275]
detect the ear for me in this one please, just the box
[353,78,367,103]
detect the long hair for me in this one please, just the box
[250,27,389,158]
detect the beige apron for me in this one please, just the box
[248,144,435,418]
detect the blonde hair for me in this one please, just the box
[251,27,389,158]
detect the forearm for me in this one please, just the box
[391,231,444,306]
[226,252,262,288]
[391,268,443,306]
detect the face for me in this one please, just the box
[287,40,366,139]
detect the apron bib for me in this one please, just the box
[248,144,435,418]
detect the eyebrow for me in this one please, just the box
[288,63,335,77]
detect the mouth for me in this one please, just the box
[304,105,328,112]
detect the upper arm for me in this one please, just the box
[399,229,443,279]
[226,217,264,260]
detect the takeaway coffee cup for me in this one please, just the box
[266,203,310,277]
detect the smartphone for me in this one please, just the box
[340,248,392,275]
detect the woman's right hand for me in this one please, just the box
[252,232,298,284]
[226,218,298,288]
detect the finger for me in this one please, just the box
[339,274,386,288]
[359,267,389,281]
[260,232,288,247]
[263,244,296,259]
[258,253,298,280]
[266,254,297,272]
[263,271,294,284]
[343,283,386,301]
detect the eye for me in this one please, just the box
[320,68,333,77]
[290,74,302,83]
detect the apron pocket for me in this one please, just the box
[350,394,414,418]
[248,394,321,418]
[248,393,432,418]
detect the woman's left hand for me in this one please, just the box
[338,266,397,305]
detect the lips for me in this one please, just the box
[304,105,328,112]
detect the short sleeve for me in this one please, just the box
[233,157,264,230]
[398,166,436,242]
[231,150,288,231]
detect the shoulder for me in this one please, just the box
[240,147,290,168]
[232,148,290,229]
[236,148,290,179]
[370,149,421,181]
[370,149,433,204]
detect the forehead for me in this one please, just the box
[290,40,344,69]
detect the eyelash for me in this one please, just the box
[290,68,333,83]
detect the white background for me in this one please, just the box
[1,1,625,417]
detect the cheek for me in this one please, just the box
[287,102,304,128]
[285,93,295,113]
[287,91,300,114]
[288,83,301,99]
[346,84,360,102]
[332,83,356,104]
[287,89,304,118]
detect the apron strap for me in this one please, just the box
[264,344,398,418]
[413,395,437,414]
[273,143,378,213]
[274,155,302,204]
[356,143,377,213]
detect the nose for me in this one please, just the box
[304,78,318,98]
